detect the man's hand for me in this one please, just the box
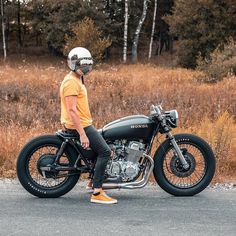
[80,133,90,149]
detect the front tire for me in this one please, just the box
[17,135,80,198]
[153,133,216,196]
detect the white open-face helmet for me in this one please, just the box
[67,47,93,75]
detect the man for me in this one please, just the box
[60,47,117,204]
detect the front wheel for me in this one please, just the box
[153,133,216,196]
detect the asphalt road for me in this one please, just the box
[0,179,236,236]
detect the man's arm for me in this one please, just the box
[65,96,89,149]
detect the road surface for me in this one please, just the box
[0,179,236,236]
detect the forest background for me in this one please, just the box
[0,0,236,181]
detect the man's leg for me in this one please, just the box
[84,125,111,188]
[84,125,117,204]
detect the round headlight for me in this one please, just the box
[165,109,178,128]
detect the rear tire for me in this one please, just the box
[17,135,80,198]
[153,133,216,196]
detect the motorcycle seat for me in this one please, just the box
[56,130,79,139]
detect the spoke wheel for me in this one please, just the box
[27,145,70,189]
[153,134,216,196]
[17,135,80,198]
[164,145,206,188]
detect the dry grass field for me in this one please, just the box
[0,56,235,182]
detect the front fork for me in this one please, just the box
[166,132,190,169]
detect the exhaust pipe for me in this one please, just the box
[102,154,154,190]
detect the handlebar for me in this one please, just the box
[150,104,163,116]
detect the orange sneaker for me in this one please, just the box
[91,190,118,204]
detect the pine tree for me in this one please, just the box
[28,0,110,55]
[166,0,236,68]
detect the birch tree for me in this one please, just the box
[131,0,148,63]
[1,0,6,60]
[123,0,129,63]
[148,0,157,60]
[17,0,22,47]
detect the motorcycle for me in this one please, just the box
[17,105,216,198]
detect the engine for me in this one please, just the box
[106,140,146,182]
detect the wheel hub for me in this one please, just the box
[37,154,58,178]
[170,152,196,177]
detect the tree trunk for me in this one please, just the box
[148,0,157,60]
[1,0,7,60]
[6,0,9,51]
[123,0,129,63]
[132,0,148,63]
[17,0,22,47]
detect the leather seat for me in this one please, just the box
[56,130,79,139]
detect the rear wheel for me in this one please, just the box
[153,133,216,196]
[17,135,80,198]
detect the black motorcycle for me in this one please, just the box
[17,105,216,198]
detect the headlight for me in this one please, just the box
[165,109,179,128]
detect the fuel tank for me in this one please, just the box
[101,115,156,141]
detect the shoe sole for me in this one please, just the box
[90,199,118,204]
[86,186,93,190]
[86,190,94,194]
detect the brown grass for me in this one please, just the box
[0,58,235,181]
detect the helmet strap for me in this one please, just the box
[81,75,84,84]
[73,63,78,72]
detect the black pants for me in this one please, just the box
[67,125,111,188]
